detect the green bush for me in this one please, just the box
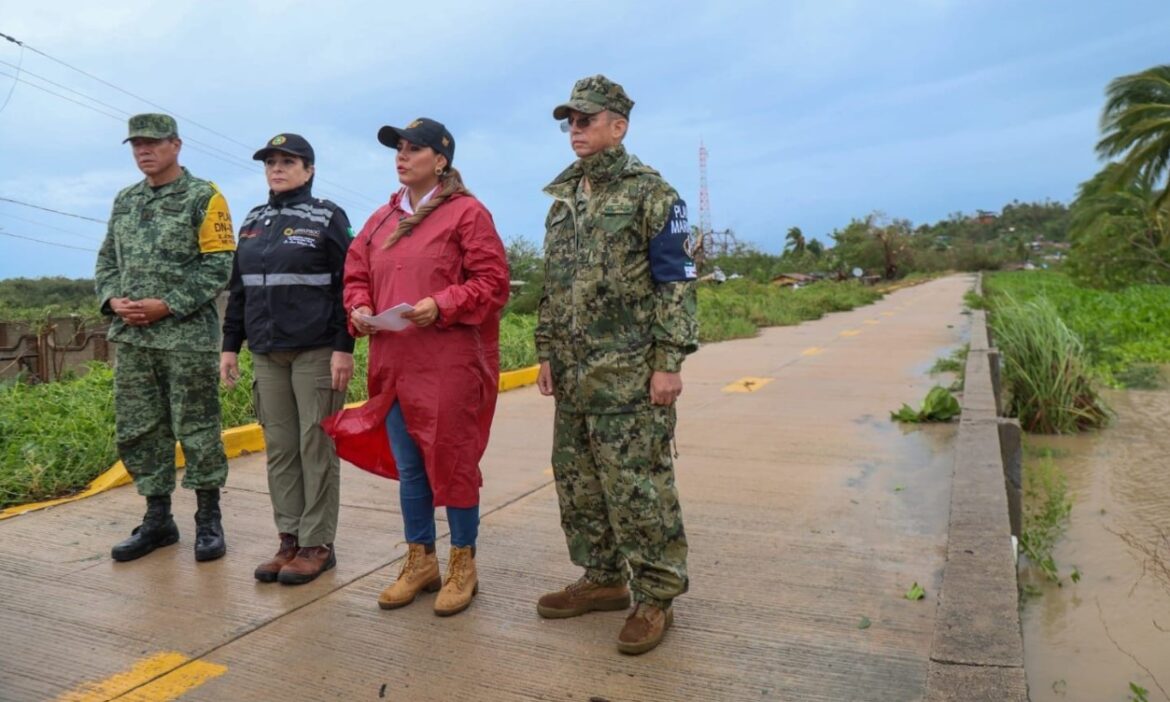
[988,293,1109,433]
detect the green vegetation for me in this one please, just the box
[929,345,968,375]
[1020,451,1072,582]
[697,279,881,342]
[890,386,961,423]
[904,582,925,601]
[1064,64,1170,288]
[986,291,1109,433]
[986,271,1170,388]
[0,276,100,322]
[0,363,115,509]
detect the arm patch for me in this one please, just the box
[198,190,236,253]
[649,198,697,283]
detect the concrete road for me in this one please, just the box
[0,274,976,702]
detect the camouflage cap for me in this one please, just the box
[552,75,634,120]
[123,113,178,143]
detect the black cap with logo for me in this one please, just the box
[252,133,315,165]
[377,118,455,165]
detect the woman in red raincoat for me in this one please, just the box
[327,118,509,617]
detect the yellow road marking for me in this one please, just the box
[801,347,823,356]
[840,329,862,337]
[881,312,895,317]
[864,320,880,325]
[57,652,226,702]
[722,376,774,393]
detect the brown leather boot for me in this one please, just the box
[378,543,440,610]
[434,546,478,617]
[617,603,674,655]
[254,533,298,583]
[537,576,631,619]
[277,544,336,585]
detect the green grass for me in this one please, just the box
[987,293,1109,433]
[985,271,1170,388]
[697,279,882,342]
[0,363,116,508]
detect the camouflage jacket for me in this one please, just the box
[536,145,698,414]
[95,167,235,351]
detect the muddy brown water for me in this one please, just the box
[1022,388,1170,701]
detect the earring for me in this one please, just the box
[434,167,443,175]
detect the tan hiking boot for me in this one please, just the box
[536,576,631,619]
[617,603,674,655]
[434,546,478,617]
[378,543,440,610]
[254,533,298,583]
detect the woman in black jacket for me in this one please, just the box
[220,133,354,585]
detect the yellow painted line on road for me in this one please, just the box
[801,347,823,356]
[864,319,880,325]
[840,329,862,337]
[57,652,225,702]
[881,312,895,317]
[1,365,543,520]
[722,377,774,393]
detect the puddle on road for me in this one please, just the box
[1022,388,1170,701]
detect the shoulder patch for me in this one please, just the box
[198,191,236,253]
[649,198,697,283]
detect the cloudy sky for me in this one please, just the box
[1,0,1169,280]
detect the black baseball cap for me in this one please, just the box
[252,133,315,164]
[377,118,455,165]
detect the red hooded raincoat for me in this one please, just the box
[323,190,509,508]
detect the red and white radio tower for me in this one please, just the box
[698,140,735,259]
[698,139,713,249]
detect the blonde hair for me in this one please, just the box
[381,168,470,249]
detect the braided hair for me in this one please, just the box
[381,168,470,249]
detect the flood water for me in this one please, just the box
[1022,388,1170,701]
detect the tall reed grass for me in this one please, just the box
[988,294,1109,433]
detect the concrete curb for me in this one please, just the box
[924,274,1028,700]
[0,364,541,520]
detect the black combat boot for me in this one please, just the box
[193,488,227,562]
[111,494,180,562]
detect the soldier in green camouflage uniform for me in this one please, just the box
[95,113,236,563]
[534,76,698,655]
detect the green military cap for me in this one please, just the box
[552,74,634,120]
[123,113,178,143]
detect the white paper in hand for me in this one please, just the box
[358,303,415,332]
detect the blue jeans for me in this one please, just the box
[385,402,479,548]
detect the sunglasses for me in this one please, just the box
[560,113,603,132]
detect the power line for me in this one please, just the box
[0,42,20,114]
[0,196,108,224]
[0,211,103,242]
[0,32,383,209]
[0,229,98,253]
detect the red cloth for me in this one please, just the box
[322,191,509,508]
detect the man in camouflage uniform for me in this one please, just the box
[95,113,236,563]
[534,75,698,655]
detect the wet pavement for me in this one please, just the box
[0,275,979,701]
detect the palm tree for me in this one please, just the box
[807,239,824,258]
[784,226,806,255]
[1097,65,1170,207]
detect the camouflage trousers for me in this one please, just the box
[114,344,228,497]
[551,405,688,609]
